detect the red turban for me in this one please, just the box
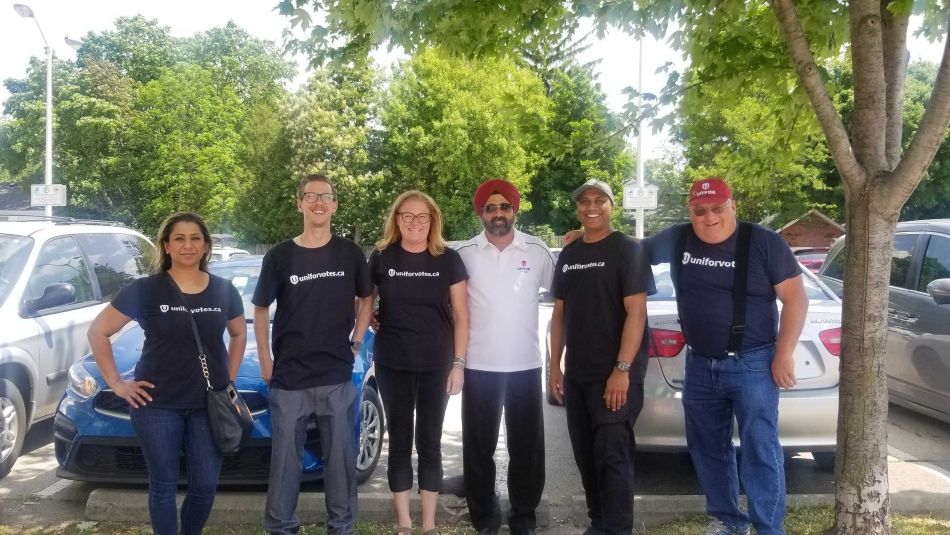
[473,179,520,214]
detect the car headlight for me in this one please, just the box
[68,361,100,399]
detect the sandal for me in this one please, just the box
[394,527,413,535]
[422,529,441,535]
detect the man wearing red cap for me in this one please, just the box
[455,179,556,535]
[642,177,807,535]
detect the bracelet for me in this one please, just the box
[452,357,466,369]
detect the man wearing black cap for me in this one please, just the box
[641,177,807,535]
[549,178,655,535]
[455,179,556,535]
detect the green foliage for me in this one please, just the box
[381,47,551,239]
[76,15,181,84]
[126,64,246,233]
[284,59,388,245]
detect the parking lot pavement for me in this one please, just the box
[5,398,950,531]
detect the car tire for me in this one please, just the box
[0,379,26,480]
[812,451,836,472]
[355,386,385,484]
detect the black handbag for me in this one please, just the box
[167,273,253,454]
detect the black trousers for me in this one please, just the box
[564,376,644,535]
[375,364,450,492]
[462,368,545,534]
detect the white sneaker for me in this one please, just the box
[703,519,751,535]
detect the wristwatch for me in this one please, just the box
[350,339,363,351]
[615,360,632,372]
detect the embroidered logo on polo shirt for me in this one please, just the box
[562,261,606,273]
[387,268,440,277]
[681,251,735,268]
[516,260,531,273]
[289,271,345,285]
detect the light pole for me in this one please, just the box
[14,3,54,217]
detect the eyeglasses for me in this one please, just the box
[689,200,732,217]
[483,203,514,214]
[398,212,432,224]
[301,192,337,203]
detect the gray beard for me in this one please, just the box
[484,218,512,237]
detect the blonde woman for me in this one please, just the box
[369,191,468,535]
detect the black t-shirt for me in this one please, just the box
[369,245,468,372]
[551,231,655,383]
[111,273,244,409]
[251,237,373,389]
[642,223,801,355]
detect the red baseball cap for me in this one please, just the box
[688,177,733,206]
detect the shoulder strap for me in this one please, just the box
[671,223,691,341]
[727,222,753,354]
[165,272,213,391]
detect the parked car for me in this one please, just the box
[793,246,830,274]
[210,247,252,263]
[53,256,385,484]
[544,264,843,469]
[0,217,152,479]
[818,219,950,424]
[211,233,240,248]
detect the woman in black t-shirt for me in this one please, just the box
[87,212,246,535]
[369,190,468,535]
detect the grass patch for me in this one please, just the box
[638,507,950,535]
[1,509,948,534]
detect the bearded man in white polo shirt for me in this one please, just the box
[455,179,556,535]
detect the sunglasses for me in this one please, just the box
[483,203,514,214]
[689,200,732,217]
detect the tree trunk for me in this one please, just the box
[830,189,896,534]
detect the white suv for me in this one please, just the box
[0,217,151,478]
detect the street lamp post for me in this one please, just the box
[14,3,54,217]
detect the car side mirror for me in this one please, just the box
[27,282,77,313]
[926,278,950,305]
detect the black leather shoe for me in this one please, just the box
[477,528,499,535]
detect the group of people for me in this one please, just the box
[88,172,807,535]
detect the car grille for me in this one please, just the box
[94,389,269,419]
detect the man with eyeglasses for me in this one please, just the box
[252,174,374,535]
[454,179,556,535]
[640,177,807,535]
[548,178,654,535]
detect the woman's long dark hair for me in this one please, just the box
[152,211,213,273]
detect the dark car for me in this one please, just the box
[819,219,950,424]
[53,256,385,484]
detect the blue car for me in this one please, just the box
[53,256,385,484]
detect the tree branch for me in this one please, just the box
[849,0,889,172]
[881,3,909,169]
[889,28,950,211]
[771,0,864,194]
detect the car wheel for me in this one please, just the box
[355,386,385,483]
[812,451,836,472]
[0,379,26,480]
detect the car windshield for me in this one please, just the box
[648,264,835,302]
[0,234,34,307]
[208,262,273,322]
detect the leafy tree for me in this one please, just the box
[281,1,950,532]
[284,59,387,245]
[381,47,551,239]
[75,15,180,84]
[520,67,634,235]
[126,64,246,232]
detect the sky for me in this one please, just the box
[1,1,946,161]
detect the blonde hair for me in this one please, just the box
[376,190,448,256]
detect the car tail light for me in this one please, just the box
[819,327,842,356]
[650,328,686,358]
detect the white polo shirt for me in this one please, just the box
[456,229,556,372]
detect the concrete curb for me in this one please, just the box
[85,489,950,529]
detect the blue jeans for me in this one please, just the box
[131,405,223,535]
[683,345,785,535]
